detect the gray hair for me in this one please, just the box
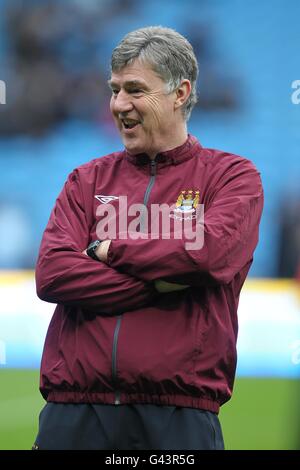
[110,26,198,121]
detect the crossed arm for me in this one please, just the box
[82,241,188,294]
[36,160,263,315]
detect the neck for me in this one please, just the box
[148,124,188,160]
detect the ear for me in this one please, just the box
[174,80,191,110]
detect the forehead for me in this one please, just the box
[109,60,164,87]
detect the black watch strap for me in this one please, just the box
[86,240,102,261]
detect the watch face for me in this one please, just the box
[89,240,100,250]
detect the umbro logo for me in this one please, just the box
[95,195,119,204]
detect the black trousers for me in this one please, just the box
[33,403,224,450]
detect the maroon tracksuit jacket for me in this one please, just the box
[36,135,263,413]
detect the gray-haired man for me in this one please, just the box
[34,26,263,450]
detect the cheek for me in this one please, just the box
[147,96,172,126]
[146,104,165,127]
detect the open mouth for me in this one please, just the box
[121,119,141,130]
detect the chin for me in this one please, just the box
[125,147,143,156]
[123,141,144,155]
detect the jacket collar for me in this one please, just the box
[125,134,201,168]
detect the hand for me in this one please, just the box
[95,240,111,262]
[154,279,190,293]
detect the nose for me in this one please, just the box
[112,89,133,114]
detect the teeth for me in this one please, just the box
[122,119,140,129]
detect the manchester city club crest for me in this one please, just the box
[170,190,200,220]
[175,190,199,213]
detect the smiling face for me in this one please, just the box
[109,60,189,159]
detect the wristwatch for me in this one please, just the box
[86,240,102,261]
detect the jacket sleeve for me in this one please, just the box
[107,159,264,285]
[35,170,157,314]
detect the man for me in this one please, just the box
[34,26,263,450]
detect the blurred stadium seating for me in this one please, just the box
[0,0,299,450]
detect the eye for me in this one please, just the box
[111,89,119,96]
[129,89,143,95]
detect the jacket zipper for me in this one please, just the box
[111,160,156,404]
[144,159,157,205]
[140,159,157,232]
[112,315,122,405]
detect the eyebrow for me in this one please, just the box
[107,79,148,89]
